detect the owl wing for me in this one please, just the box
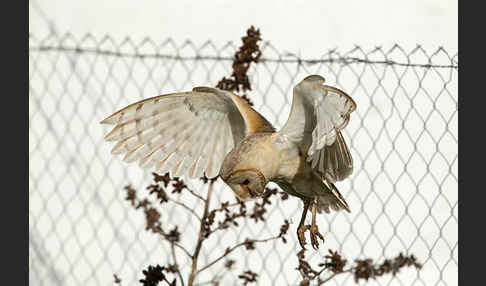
[277,75,356,182]
[101,87,274,179]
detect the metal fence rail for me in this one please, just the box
[29,33,458,286]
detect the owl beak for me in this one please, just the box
[241,184,257,198]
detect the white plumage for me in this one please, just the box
[101,89,251,179]
[101,75,356,249]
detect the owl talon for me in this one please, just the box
[297,224,324,249]
[309,225,325,250]
[297,224,310,249]
[309,200,325,249]
[296,199,326,250]
[297,200,311,249]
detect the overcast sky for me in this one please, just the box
[29,0,457,57]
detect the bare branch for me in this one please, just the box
[318,269,352,284]
[169,198,202,221]
[152,228,193,259]
[186,188,205,202]
[209,201,242,213]
[296,250,422,285]
[197,235,280,274]
[171,244,185,286]
[188,181,215,286]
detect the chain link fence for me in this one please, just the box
[29,33,458,286]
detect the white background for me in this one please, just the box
[30,0,457,57]
[29,1,457,286]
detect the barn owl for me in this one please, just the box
[101,75,356,249]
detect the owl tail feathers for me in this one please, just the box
[317,179,351,214]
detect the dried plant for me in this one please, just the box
[113,274,122,285]
[295,249,422,285]
[122,172,288,286]
[238,270,259,286]
[216,25,262,106]
[111,26,290,286]
[113,26,422,286]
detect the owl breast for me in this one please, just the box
[220,132,280,182]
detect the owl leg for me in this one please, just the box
[308,199,325,250]
[297,199,310,249]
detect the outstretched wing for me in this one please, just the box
[101,87,274,178]
[277,75,356,182]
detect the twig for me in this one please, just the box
[153,228,192,259]
[197,235,280,274]
[193,279,221,286]
[171,243,185,286]
[188,181,215,286]
[209,201,242,213]
[193,281,216,286]
[296,250,422,285]
[169,198,202,221]
[186,188,205,202]
[318,269,352,284]
[193,269,229,286]
[167,238,192,259]
[207,223,231,235]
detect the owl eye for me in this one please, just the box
[242,179,250,185]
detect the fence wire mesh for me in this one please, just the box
[29,33,458,286]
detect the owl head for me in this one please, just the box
[220,168,267,201]
[219,134,275,201]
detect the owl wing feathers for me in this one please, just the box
[278,75,356,182]
[318,131,354,182]
[101,87,274,179]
